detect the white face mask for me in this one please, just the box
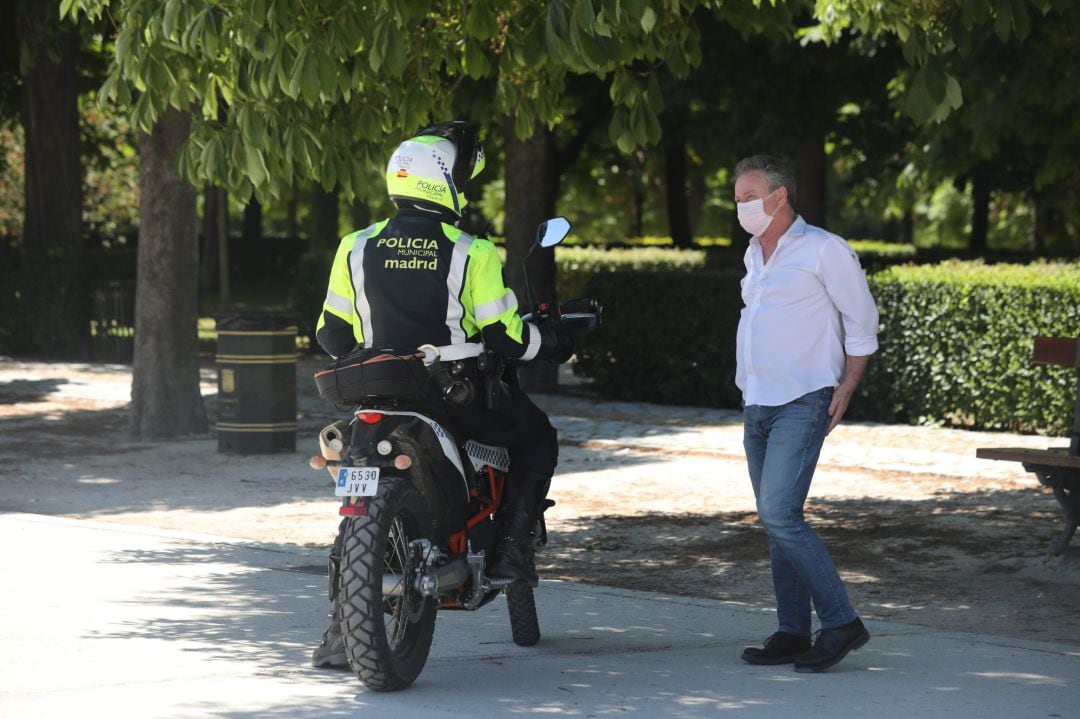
[737,189,780,236]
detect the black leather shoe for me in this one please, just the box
[740,631,812,665]
[793,617,870,673]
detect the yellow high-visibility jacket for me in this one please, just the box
[316,208,542,361]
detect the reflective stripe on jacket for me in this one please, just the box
[316,210,540,360]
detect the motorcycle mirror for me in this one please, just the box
[536,216,571,248]
[523,216,572,315]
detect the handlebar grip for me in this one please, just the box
[559,312,600,337]
[560,298,602,316]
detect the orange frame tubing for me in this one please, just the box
[447,466,506,556]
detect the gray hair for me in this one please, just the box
[734,155,797,210]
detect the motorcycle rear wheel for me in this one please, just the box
[339,476,437,691]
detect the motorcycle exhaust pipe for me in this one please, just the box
[419,558,469,596]
[319,420,352,461]
[380,558,470,598]
[317,420,353,477]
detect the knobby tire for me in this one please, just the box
[339,476,437,691]
[505,559,541,646]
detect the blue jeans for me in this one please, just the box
[743,387,856,636]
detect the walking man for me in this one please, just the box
[733,155,879,672]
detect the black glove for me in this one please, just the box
[536,322,575,364]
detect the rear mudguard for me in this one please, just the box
[347,410,510,540]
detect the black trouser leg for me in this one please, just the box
[423,380,555,585]
[424,380,558,512]
[328,518,347,601]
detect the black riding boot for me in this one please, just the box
[488,496,538,585]
[311,594,348,668]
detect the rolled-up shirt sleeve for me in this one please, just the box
[818,236,879,357]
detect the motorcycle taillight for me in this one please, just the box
[340,500,368,517]
[357,412,383,424]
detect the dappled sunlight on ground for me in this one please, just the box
[3,355,1079,647]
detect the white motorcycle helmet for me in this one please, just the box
[385,121,486,218]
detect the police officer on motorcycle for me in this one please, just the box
[312,121,574,667]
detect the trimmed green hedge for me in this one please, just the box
[573,270,745,409]
[857,261,1080,433]
[555,241,917,298]
[557,246,712,299]
[561,235,734,248]
[285,240,1078,435]
[573,260,1080,436]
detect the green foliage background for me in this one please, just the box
[292,242,1078,436]
[568,257,1080,436]
[861,261,1080,432]
[573,269,745,409]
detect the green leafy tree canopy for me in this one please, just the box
[64,0,721,201]
[807,0,1073,123]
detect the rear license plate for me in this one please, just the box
[335,467,380,497]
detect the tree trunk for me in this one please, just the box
[664,125,693,248]
[1031,193,1064,253]
[309,183,340,251]
[628,150,646,238]
[242,198,262,243]
[200,187,218,289]
[285,192,299,239]
[131,107,207,438]
[216,188,231,311]
[20,7,81,253]
[796,137,826,227]
[902,208,915,246]
[504,116,559,393]
[199,187,230,307]
[969,171,989,254]
[350,198,371,232]
[688,172,706,237]
[19,3,86,357]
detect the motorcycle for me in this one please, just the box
[308,217,601,691]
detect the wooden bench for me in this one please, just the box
[976,335,1080,558]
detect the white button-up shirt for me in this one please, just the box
[736,216,879,407]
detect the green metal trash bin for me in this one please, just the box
[214,312,298,454]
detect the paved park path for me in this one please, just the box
[2,512,1078,718]
[1,357,1079,716]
